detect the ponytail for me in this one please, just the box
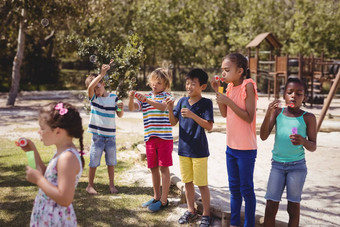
[246,68,251,79]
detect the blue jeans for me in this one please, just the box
[265,158,307,203]
[89,133,117,167]
[226,146,256,227]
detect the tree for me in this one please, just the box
[7,6,26,106]
[5,0,89,105]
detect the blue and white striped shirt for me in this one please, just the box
[88,93,118,137]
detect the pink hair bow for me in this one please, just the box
[55,103,68,115]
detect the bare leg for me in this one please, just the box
[86,167,98,195]
[264,200,280,227]
[198,185,210,216]
[108,165,118,193]
[287,201,300,227]
[159,166,170,205]
[185,182,196,213]
[150,166,161,200]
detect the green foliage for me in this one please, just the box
[1,0,340,92]
[69,33,145,99]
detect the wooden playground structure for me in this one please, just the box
[246,32,340,130]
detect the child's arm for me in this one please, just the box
[216,83,256,123]
[260,100,281,140]
[87,63,111,98]
[211,79,228,117]
[145,98,168,111]
[181,108,213,131]
[166,97,178,126]
[216,95,228,118]
[20,139,46,174]
[128,90,140,111]
[290,113,317,151]
[26,151,80,207]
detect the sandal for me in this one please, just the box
[178,210,198,224]
[199,215,212,227]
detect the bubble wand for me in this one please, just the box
[214,75,225,94]
[15,138,36,169]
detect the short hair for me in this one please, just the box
[147,68,171,91]
[284,77,307,94]
[186,68,208,85]
[85,73,102,88]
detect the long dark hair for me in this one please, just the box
[39,102,85,167]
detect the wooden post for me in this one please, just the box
[317,70,340,132]
[298,54,303,79]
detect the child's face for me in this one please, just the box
[94,82,106,97]
[284,82,306,108]
[185,78,205,97]
[221,58,243,83]
[38,119,56,146]
[149,78,166,94]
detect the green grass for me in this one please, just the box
[0,130,180,227]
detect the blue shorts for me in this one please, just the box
[89,134,117,168]
[265,158,307,203]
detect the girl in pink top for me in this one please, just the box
[211,53,258,227]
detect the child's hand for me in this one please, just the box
[289,134,305,146]
[25,166,43,185]
[117,100,124,110]
[181,107,193,118]
[129,90,136,98]
[101,64,111,74]
[266,100,280,114]
[16,138,35,152]
[134,92,147,102]
[216,92,230,105]
[165,97,175,110]
[210,79,220,93]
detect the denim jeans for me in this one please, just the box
[265,158,307,203]
[89,133,117,167]
[226,146,256,227]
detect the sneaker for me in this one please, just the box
[178,210,199,224]
[141,198,158,208]
[148,200,169,212]
[199,216,212,227]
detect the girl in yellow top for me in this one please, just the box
[211,53,258,227]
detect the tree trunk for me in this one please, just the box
[7,8,26,106]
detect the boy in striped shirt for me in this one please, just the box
[85,61,124,195]
[128,68,173,212]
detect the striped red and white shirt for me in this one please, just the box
[136,91,173,142]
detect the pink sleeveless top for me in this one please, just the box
[225,79,258,150]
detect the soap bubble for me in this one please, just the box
[131,77,136,83]
[41,18,49,27]
[104,74,109,81]
[128,30,134,35]
[89,55,97,63]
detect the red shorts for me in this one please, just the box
[145,137,173,168]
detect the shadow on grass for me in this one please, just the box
[74,183,176,227]
[0,163,32,188]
